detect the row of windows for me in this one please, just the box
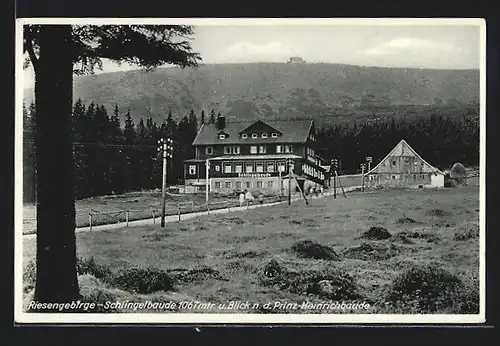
[187,161,289,175]
[205,144,294,155]
[219,161,288,174]
[218,132,280,140]
[214,180,284,189]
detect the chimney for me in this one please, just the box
[216,113,226,130]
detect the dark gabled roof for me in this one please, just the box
[192,119,314,146]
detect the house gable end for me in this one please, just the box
[239,120,283,136]
[367,139,444,175]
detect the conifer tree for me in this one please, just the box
[208,109,216,124]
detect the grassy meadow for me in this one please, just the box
[22,185,480,314]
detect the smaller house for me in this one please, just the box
[364,139,445,188]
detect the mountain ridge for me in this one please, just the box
[23,62,480,125]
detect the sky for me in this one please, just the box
[21,21,482,89]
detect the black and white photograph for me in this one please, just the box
[15,18,485,324]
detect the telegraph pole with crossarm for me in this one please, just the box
[158,138,173,227]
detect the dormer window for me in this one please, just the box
[242,133,248,139]
[219,134,226,140]
[262,133,268,138]
[271,133,278,138]
[251,133,258,139]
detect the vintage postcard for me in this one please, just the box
[15,18,486,324]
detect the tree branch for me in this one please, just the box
[24,27,39,73]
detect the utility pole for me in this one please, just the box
[361,163,366,192]
[366,156,373,173]
[205,158,210,207]
[331,158,338,199]
[158,137,173,227]
[288,159,294,206]
[278,169,282,197]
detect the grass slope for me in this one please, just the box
[23,185,480,314]
[23,63,479,125]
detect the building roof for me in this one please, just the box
[366,139,445,175]
[192,119,314,146]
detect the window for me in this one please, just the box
[252,133,258,139]
[219,133,226,140]
[268,180,274,188]
[256,163,264,173]
[224,146,231,154]
[214,182,221,189]
[392,160,397,166]
[267,162,275,172]
[235,164,242,173]
[205,147,213,155]
[276,145,282,153]
[277,162,286,172]
[232,146,240,154]
[250,146,258,154]
[257,181,263,188]
[262,133,268,138]
[271,133,278,138]
[188,165,196,175]
[259,145,266,154]
[236,181,242,189]
[215,165,220,172]
[245,164,253,173]
[225,181,231,189]
[224,163,232,173]
[242,133,248,139]
[245,181,251,189]
[284,145,293,153]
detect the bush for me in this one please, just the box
[291,240,340,260]
[257,259,359,300]
[396,217,417,224]
[174,265,227,283]
[110,266,175,294]
[343,242,400,261]
[454,223,479,241]
[76,256,113,280]
[359,226,392,240]
[386,264,464,313]
[77,274,120,313]
[395,230,441,244]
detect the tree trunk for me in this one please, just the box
[33,25,79,308]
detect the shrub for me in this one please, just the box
[174,265,227,283]
[454,223,479,241]
[291,240,340,260]
[343,242,400,261]
[396,217,417,224]
[257,260,359,300]
[77,274,120,313]
[359,226,392,240]
[386,264,463,313]
[396,230,441,244]
[110,266,175,294]
[76,256,113,280]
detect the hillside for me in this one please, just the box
[23,63,480,125]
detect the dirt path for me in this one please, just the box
[21,187,360,240]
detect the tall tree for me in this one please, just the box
[200,110,206,125]
[208,109,216,124]
[23,24,201,307]
[123,110,136,145]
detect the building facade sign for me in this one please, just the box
[238,173,272,178]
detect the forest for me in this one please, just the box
[22,100,480,203]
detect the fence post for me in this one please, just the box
[207,202,210,215]
[89,213,92,231]
[191,201,194,213]
[228,201,231,212]
[246,200,249,210]
[178,204,181,222]
[126,210,129,227]
[151,208,156,224]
